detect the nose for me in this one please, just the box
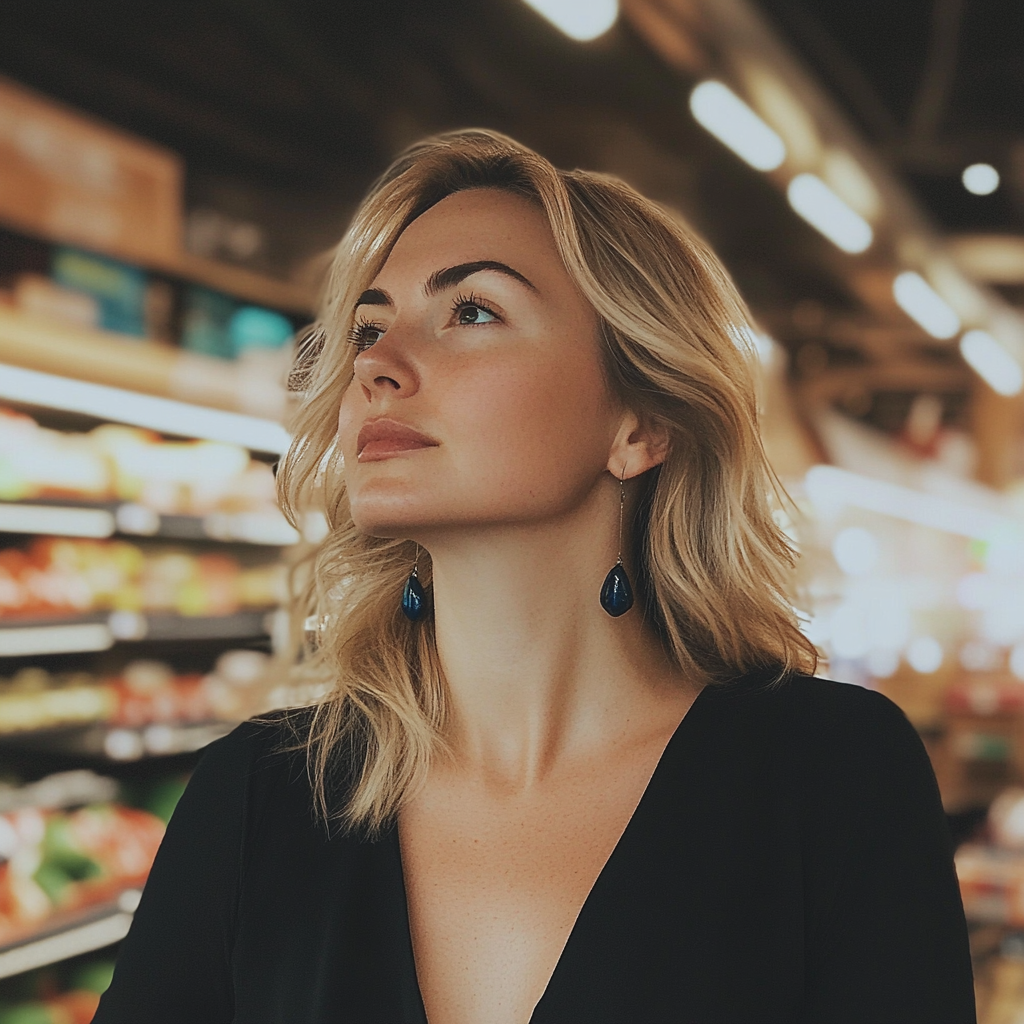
[351,326,419,401]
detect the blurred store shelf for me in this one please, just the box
[0,610,274,656]
[0,500,299,545]
[0,888,140,980]
[0,308,291,451]
[171,251,314,317]
[0,720,235,760]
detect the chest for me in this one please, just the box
[398,759,664,1024]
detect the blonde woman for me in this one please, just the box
[95,131,974,1024]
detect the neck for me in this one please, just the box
[420,479,691,786]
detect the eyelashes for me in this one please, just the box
[347,293,501,352]
[348,317,386,353]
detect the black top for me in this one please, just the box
[93,674,976,1023]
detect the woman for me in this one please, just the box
[94,130,975,1023]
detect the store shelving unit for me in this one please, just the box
[0,721,235,760]
[0,229,307,988]
[0,609,276,657]
[0,888,142,980]
[0,499,298,545]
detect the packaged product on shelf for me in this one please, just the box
[957,789,1024,926]
[180,285,235,359]
[181,286,293,363]
[0,651,271,735]
[0,537,285,620]
[201,649,271,721]
[0,670,116,733]
[0,406,281,516]
[0,410,109,503]
[11,274,99,330]
[50,248,148,338]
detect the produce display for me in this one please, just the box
[0,772,182,948]
[0,537,284,620]
[0,957,113,1024]
[0,651,270,734]
[0,407,280,515]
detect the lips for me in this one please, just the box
[356,418,439,461]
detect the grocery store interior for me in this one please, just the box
[0,0,1023,1019]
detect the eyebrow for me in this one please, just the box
[425,260,536,296]
[354,260,536,310]
[355,287,390,307]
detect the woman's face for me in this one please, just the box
[337,187,623,538]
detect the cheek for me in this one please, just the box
[336,381,361,456]
[448,348,614,504]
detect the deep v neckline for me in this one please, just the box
[391,683,712,1024]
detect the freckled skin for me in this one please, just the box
[337,189,700,1024]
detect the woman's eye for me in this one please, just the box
[348,322,386,352]
[455,304,498,326]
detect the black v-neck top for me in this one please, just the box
[93,674,975,1023]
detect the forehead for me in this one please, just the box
[376,188,561,280]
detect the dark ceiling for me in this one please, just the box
[1,0,1020,440]
[755,0,1024,233]
[3,1,1020,275]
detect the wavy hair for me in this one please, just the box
[272,128,816,833]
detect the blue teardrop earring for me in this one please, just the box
[600,470,634,617]
[401,547,426,621]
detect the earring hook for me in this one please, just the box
[617,465,627,566]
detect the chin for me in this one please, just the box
[349,493,436,539]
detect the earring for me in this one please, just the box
[600,470,634,617]
[401,548,426,621]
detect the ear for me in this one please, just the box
[607,409,670,480]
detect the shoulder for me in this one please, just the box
[696,671,929,790]
[702,670,912,742]
[186,706,315,806]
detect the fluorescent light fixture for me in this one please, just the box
[786,174,873,253]
[962,163,1000,196]
[520,0,618,40]
[0,503,115,537]
[0,622,114,657]
[892,272,961,339]
[805,464,1012,540]
[959,329,1024,396]
[0,364,290,455]
[689,81,786,172]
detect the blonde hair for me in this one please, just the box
[273,128,816,833]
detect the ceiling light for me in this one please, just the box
[960,329,1024,396]
[689,81,786,172]
[520,0,618,41]
[0,363,290,454]
[786,174,873,254]
[805,464,1012,540]
[962,163,1000,196]
[892,272,961,339]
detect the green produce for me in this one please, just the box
[0,1002,56,1024]
[69,959,115,994]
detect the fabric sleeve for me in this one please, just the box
[92,721,263,1024]
[802,688,976,1023]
